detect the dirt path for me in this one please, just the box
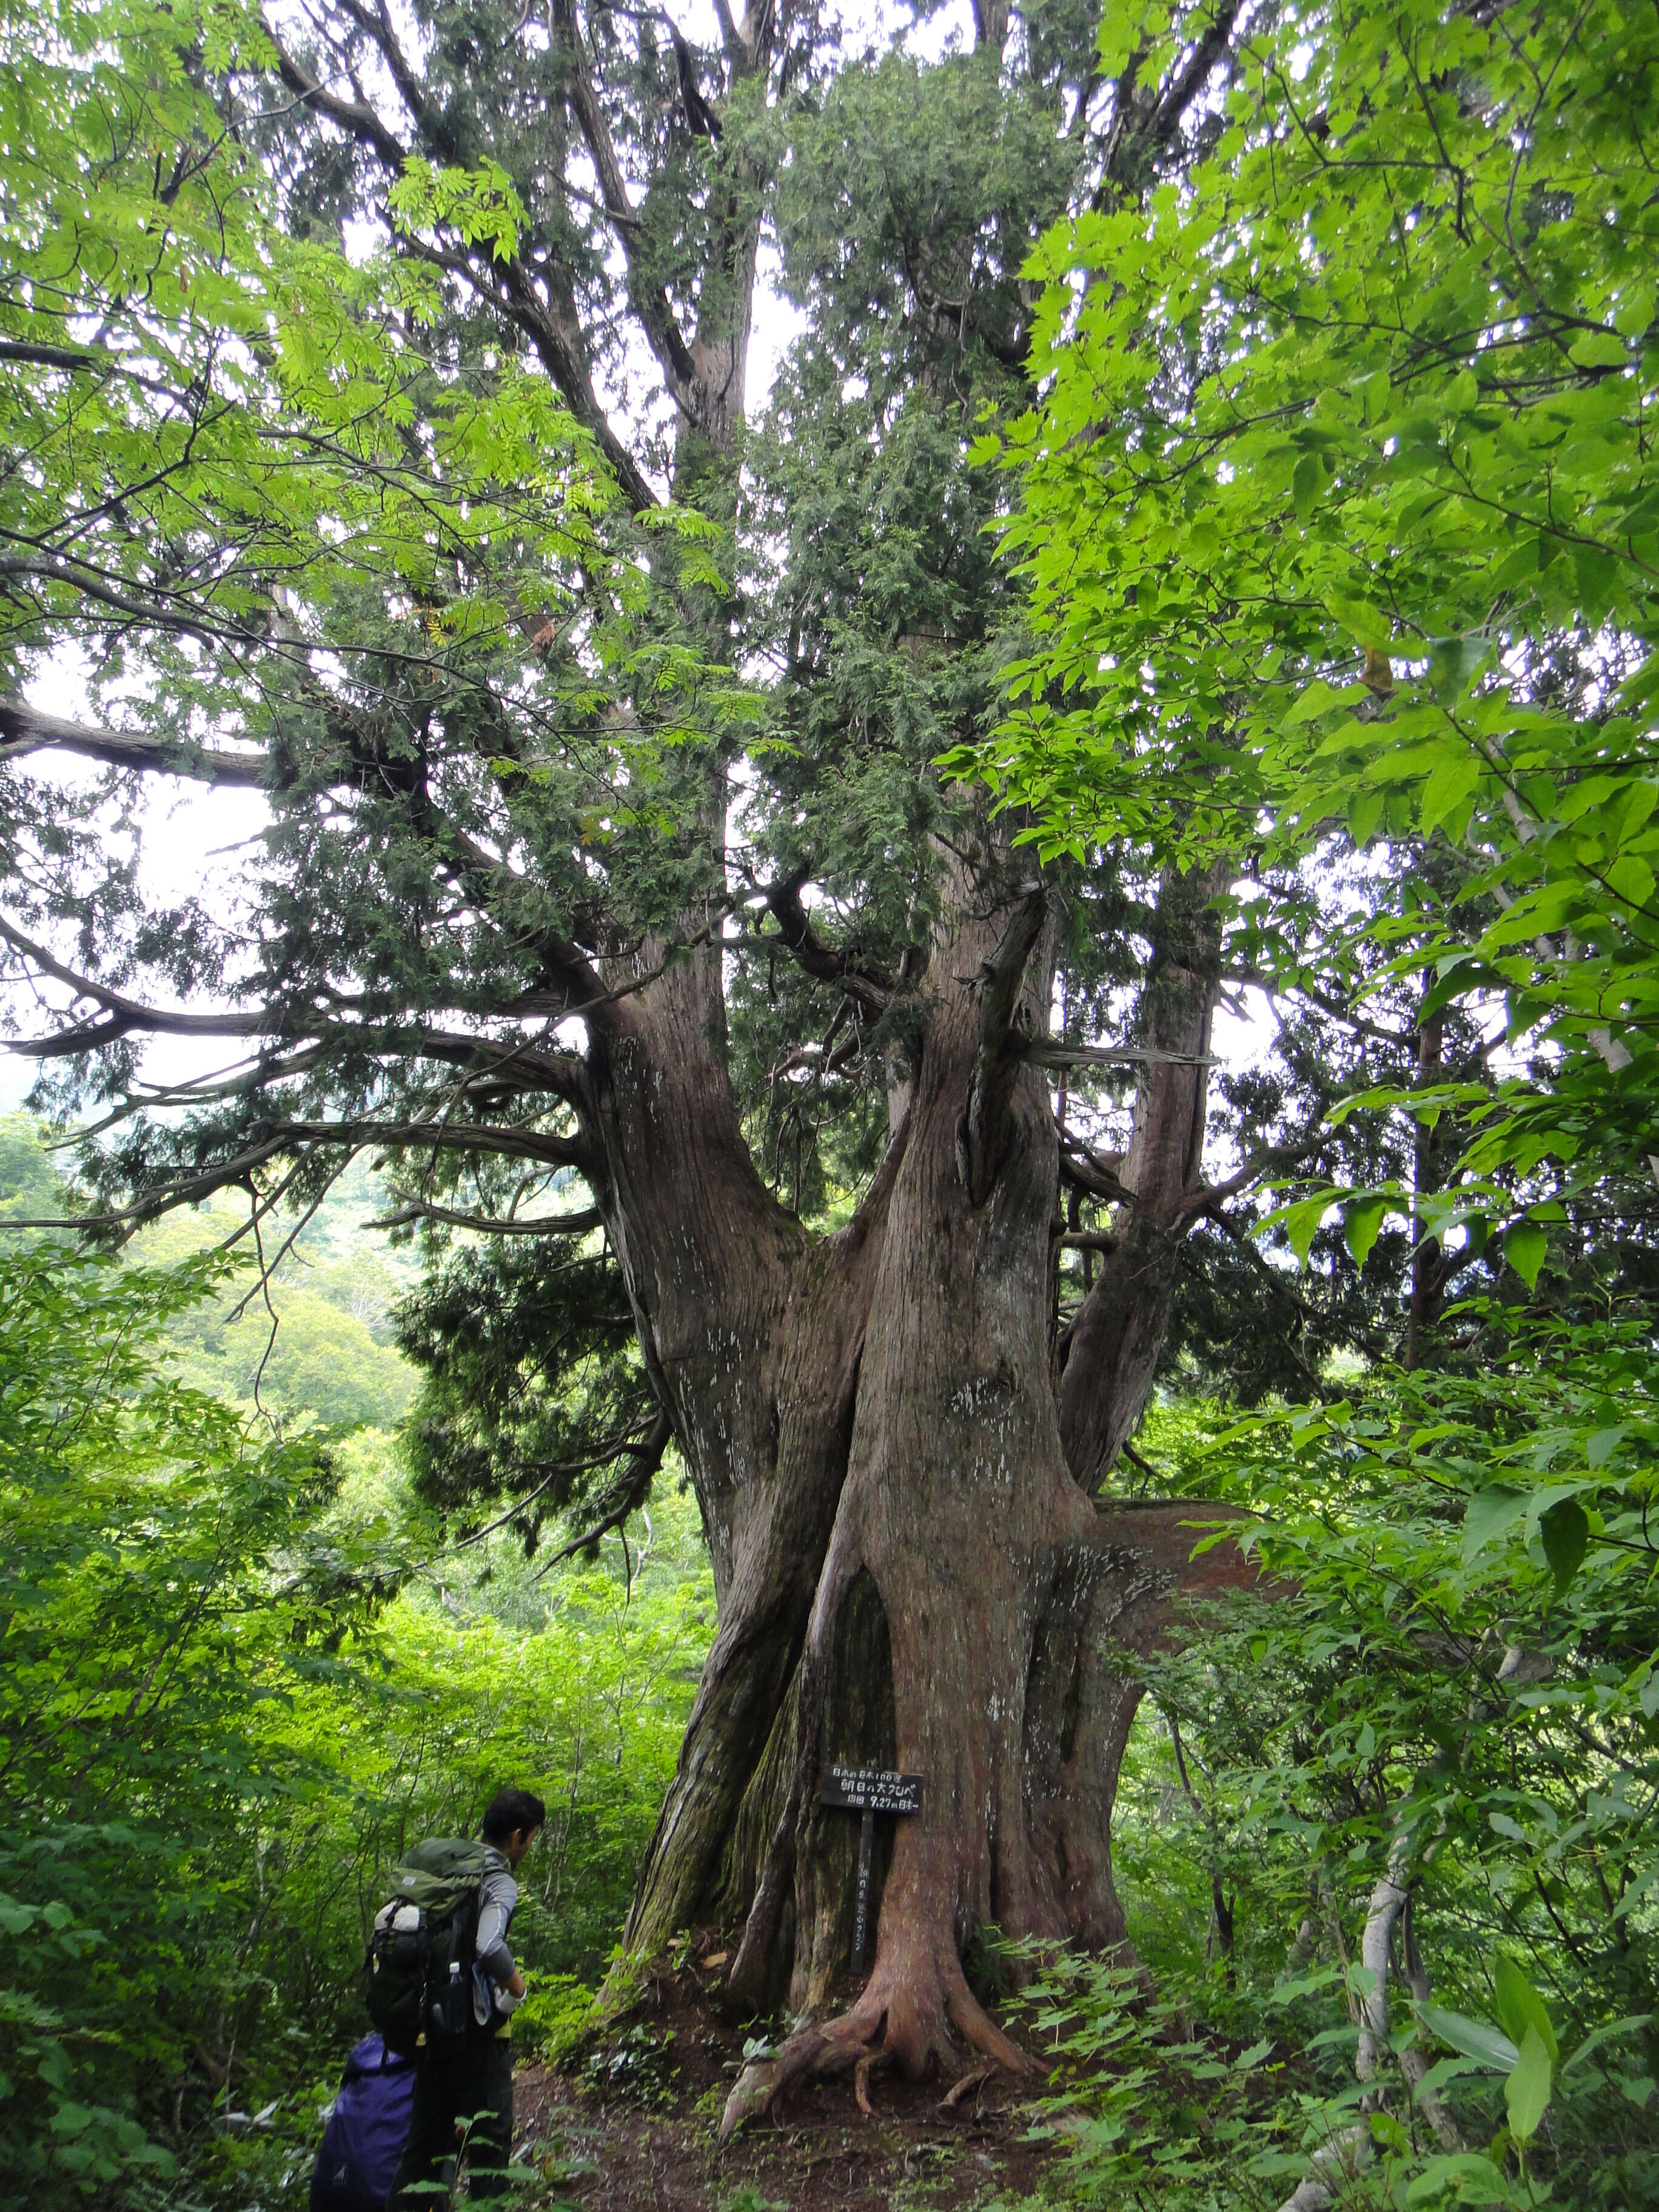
[511,1959,1057,2211]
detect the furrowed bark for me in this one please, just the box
[705,862,1262,2133]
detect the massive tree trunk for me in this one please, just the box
[568,851,1253,2117]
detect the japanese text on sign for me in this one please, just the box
[819,1766,923,1815]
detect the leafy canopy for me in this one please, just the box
[975,0,1659,1221]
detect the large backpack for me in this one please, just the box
[309,2034,415,2212]
[363,1838,500,2056]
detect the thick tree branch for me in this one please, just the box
[1144,0,1244,164]
[339,0,462,163]
[266,32,411,166]
[1,1110,591,1239]
[0,1133,301,1233]
[0,916,268,1053]
[957,887,1047,1207]
[1098,0,1244,204]
[759,876,894,1011]
[1057,1130,1131,1205]
[370,1198,602,1236]
[0,694,270,785]
[0,338,101,372]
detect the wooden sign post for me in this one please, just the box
[819,1766,923,1971]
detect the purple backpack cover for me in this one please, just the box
[310,2033,417,2212]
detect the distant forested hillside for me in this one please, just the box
[1,1118,415,1429]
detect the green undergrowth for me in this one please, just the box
[0,1243,711,2209]
[985,1946,1644,2212]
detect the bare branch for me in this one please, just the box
[0,917,594,1103]
[0,1133,300,1233]
[1058,1229,1120,1253]
[1023,1039,1219,1072]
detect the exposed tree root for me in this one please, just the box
[718,1939,1034,2139]
[940,2059,997,2109]
[854,2051,888,2116]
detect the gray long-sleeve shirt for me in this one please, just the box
[471,1855,520,2028]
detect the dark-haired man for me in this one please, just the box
[386,1788,545,2209]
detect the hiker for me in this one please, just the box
[378,1787,546,2209]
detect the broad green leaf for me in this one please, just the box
[1561,2014,1651,2074]
[1427,635,1489,701]
[1343,1196,1389,1268]
[1505,1221,1547,1290]
[1415,2005,1519,2074]
[1461,1486,1527,1567]
[1283,1196,1332,1264]
[1492,1955,1558,2065]
[1537,1496,1588,1601]
[1420,752,1480,837]
[1404,2154,1508,2207]
[1326,594,1392,651]
[1504,2027,1552,2143]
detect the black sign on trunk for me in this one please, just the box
[819,1768,923,1971]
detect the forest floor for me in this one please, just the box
[512,1949,1059,2212]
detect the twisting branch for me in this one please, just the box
[756,876,894,1012]
[0,916,593,1101]
[1175,1127,1327,1228]
[0,914,267,1054]
[1057,1130,1132,1206]
[534,1409,675,1572]
[263,27,408,165]
[0,1135,299,1236]
[258,1117,592,1170]
[957,887,1048,1207]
